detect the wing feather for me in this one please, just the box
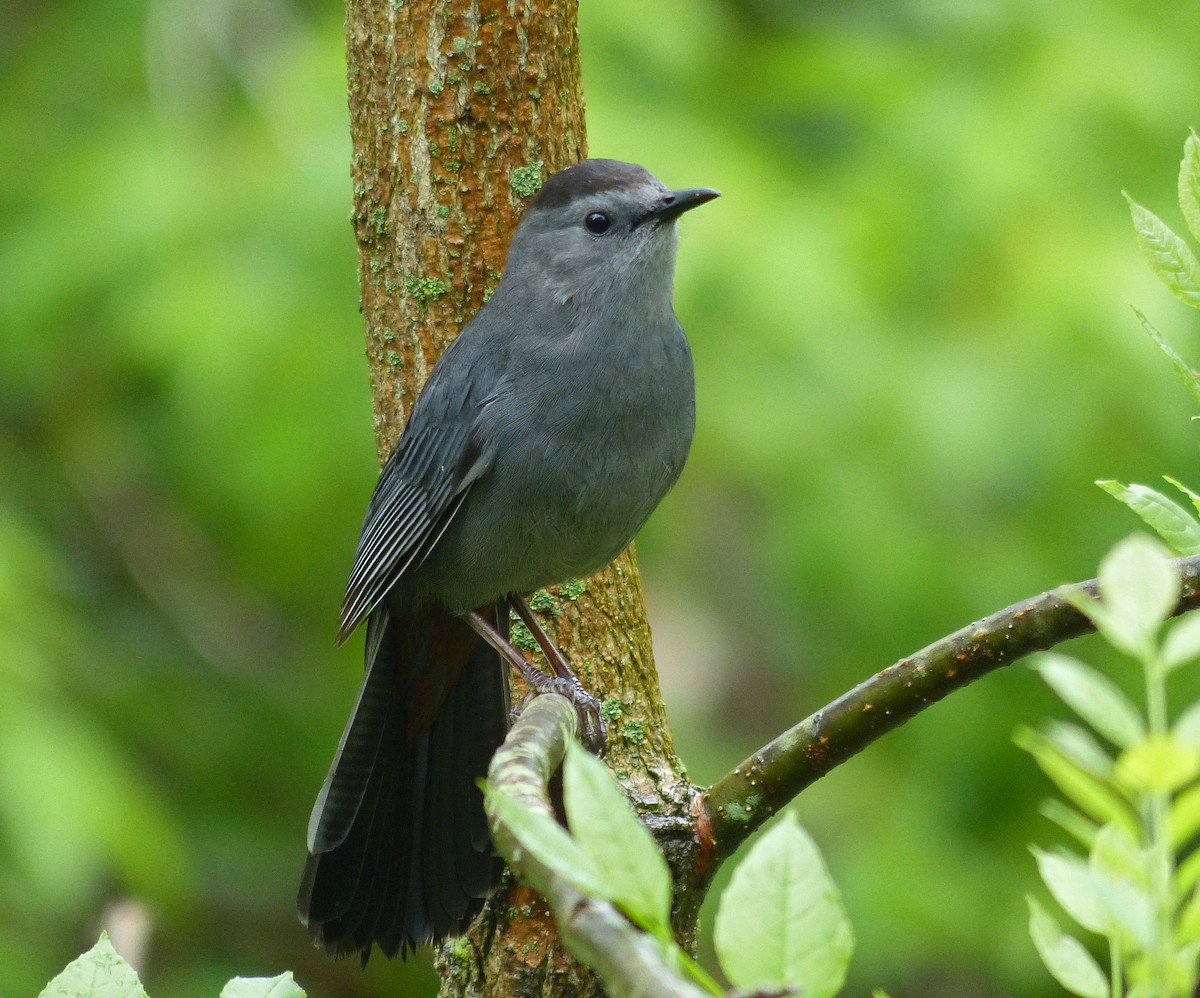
[337,418,489,641]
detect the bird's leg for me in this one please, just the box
[510,594,605,751]
[510,595,575,683]
[465,600,606,752]
[465,607,553,692]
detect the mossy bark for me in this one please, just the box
[342,2,697,995]
[346,0,588,454]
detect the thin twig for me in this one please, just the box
[699,554,1200,866]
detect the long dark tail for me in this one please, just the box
[298,599,509,961]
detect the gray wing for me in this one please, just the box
[337,414,491,641]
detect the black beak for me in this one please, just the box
[635,187,720,228]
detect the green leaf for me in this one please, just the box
[1092,875,1155,950]
[1169,942,1200,997]
[1090,535,1180,656]
[562,741,672,937]
[714,812,853,998]
[1039,798,1099,850]
[1032,848,1108,934]
[1042,721,1115,778]
[1178,887,1200,941]
[1033,654,1145,748]
[1179,131,1200,247]
[1089,823,1145,886]
[1166,476,1200,519]
[1115,735,1200,795]
[38,933,149,998]
[485,783,607,898]
[1170,782,1200,849]
[652,938,724,997]
[1162,611,1200,671]
[1128,311,1200,409]
[1086,834,1156,951]
[1015,726,1139,839]
[1174,700,1200,745]
[1027,896,1110,998]
[220,974,307,998]
[1126,943,1200,998]
[1127,195,1200,308]
[1100,534,1180,646]
[1031,836,1151,950]
[1177,848,1200,900]
[1097,480,1200,556]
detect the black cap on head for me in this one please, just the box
[530,159,658,211]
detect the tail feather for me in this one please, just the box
[299,600,509,960]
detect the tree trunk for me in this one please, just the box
[342,2,696,994]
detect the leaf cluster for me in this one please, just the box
[39,934,302,998]
[487,743,854,998]
[1105,134,1200,555]
[1019,536,1200,997]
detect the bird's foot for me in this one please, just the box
[509,594,606,752]
[467,599,607,754]
[546,674,606,753]
[500,646,606,752]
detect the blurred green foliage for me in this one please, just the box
[2,0,1198,995]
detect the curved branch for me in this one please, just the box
[699,553,1200,867]
[486,694,712,998]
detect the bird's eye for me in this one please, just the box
[584,210,612,235]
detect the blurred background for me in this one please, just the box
[3,0,1199,994]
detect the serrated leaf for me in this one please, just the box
[1015,726,1138,838]
[1033,654,1145,748]
[714,812,853,998]
[1027,897,1110,998]
[1098,535,1179,656]
[1115,735,1200,795]
[1179,131,1200,248]
[220,973,306,998]
[38,933,149,998]
[1166,476,1200,518]
[1128,197,1200,308]
[485,784,607,898]
[1097,480,1200,556]
[562,741,672,937]
[1163,611,1200,671]
[1032,848,1108,934]
[1128,310,1200,409]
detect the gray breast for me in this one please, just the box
[414,316,695,612]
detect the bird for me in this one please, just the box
[298,158,718,961]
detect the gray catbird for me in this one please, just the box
[298,158,718,961]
